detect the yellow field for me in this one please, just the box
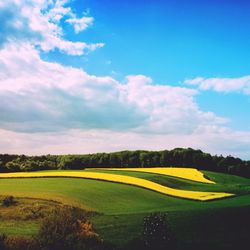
[93,167,215,184]
[0,171,234,201]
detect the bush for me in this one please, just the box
[4,236,38,250]
[37,206,103,250]
[0,234,38,250]
[142,213,175,250]
[2,196,16,207]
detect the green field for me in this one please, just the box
[1,169,250,249]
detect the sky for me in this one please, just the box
[0,0,250,159]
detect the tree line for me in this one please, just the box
[0,148,250,178]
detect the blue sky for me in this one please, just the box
[0,0,250,158]
[45,0,250,131]
[72,0,250,81]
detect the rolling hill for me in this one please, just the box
[1,168,250,249]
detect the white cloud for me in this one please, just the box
[1,128,250,159]
[1,1,250,158]
[66,16,94,33]
[0,43,226,134]
[0,43,144,132]
[185,76,250,94]
[0,0,103,55]
[0,48,249,158]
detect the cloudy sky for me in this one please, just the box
[1,0,250,158]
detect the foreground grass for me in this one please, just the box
[0,197,59,236]
[0,171,233,201]
[0,170,250,249]
[0,220,39,236]
[91,205,250,249]
[1,196,250,250]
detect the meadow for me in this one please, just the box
[1,168,250,249]
[0,168,234,201]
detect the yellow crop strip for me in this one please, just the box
[94,167,215,184]
[0,171,233,201]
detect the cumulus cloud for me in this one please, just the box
[185,76,250,94]
[0,0,250,158]
[66,16,94,33]
[0,43,145,132]
[0,0,104,55]
[0,43,226,134]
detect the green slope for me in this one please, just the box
[0,170,250,249]
[85,168,250,194]
[0,170,250,214]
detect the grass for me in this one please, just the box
[0,220,39,236]
[0,177,208,214]
[86,169,250,195]
[92,167,215,183]
[0,170,234,201]
[0,197,60,236]
[0,170,249,214]
[0,169,250,249]
[91,206,250,249]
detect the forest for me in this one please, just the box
[0,148,250,178]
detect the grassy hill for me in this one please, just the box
[1,168,250,249]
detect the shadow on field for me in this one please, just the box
[112,206,250,250]
[1,195,250,250]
